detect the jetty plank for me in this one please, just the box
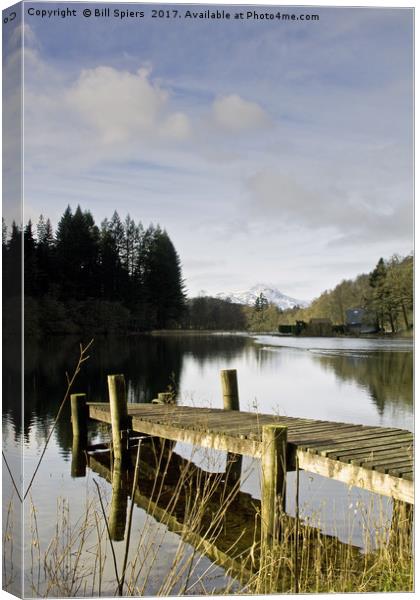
[324,437,413,458]
[342,446,412,461]
[88,402,413,504]
[302,429,405,452]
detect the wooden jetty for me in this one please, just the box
[71,370,414,547]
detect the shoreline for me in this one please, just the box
[19,329,413,339]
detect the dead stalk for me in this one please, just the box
[93,479,120,587]
[24,339,94,501]
[117,441,142,596]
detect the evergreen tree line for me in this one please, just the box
[182,296,247,330]
[2,209,413,336]
[3,206,186,334]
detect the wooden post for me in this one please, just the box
[70,393,88,440]
[221,369,242,486]
[109,462,128,542]
[261,424,287,548]
[70,393,88,477]
[221,369,240,411]
[108,374,129,464]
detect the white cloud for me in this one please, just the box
[160,112,191,141]
[66,66,190,144]
[212,94,268,132]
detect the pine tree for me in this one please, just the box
[98,219,124,300]
[254,292,269,312]
[122,215,139,277]
[142,226,186,328]
[55,205,100,299]
[24,220,38,296]
[36,215,56,295]
[109,211,125,258]
[369,258,388,330]
[5,221,22,299]
[2,218,7,246]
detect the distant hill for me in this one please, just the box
[216,284,308,310]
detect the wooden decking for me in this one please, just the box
[88,403,414,504]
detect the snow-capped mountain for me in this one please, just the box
[216,284,308,310]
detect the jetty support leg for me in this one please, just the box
[221,369,242,486]
[108,374,129,465]
[261,424,287,548]
[70,393,88,477]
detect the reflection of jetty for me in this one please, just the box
[86,441,361,585]
[88,444,260,581]
[71,369,413,547]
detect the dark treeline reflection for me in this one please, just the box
[315,350,413,416]
[4,334,251,451]
[4,335,412,454]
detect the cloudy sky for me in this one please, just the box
[4,3,414,300]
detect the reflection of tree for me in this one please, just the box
[314,351,413,416]
[2,329,22,443]
[4,334,250,454]
[168,334,252,367]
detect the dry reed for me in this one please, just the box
[14,438,413,597]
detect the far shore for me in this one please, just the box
[145,329,413,339]
[20,328,413,340]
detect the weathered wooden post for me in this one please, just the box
[109,462,128,541]
[70,393,88,477]
[221,369,242,486]
[108,374,129,465]
[71,393,88,439]
[261,424,288,548]
[221,369,240,411]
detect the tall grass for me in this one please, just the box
[15,437,413,597]
[245,500,413,594]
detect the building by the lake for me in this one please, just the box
[345,308,378,334]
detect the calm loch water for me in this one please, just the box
[2,333,413,596]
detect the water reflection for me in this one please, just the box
[252,335,413,430]
[70,435,87,478]
[2,333,414,596]
[313,350,412,416]
[87,439,365,589]
[3,333,413,455]
[4,335,248,445]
